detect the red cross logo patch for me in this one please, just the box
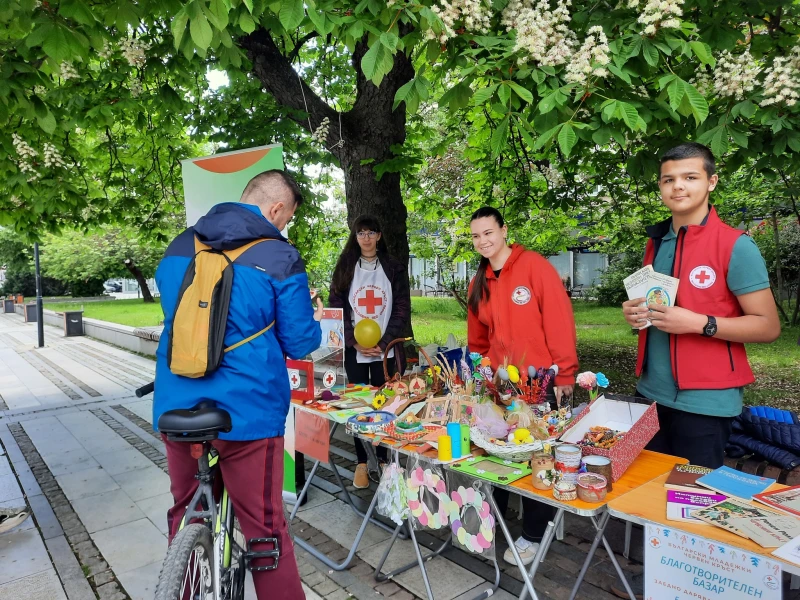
[352,285,388,318]
[323,370,336,389]
[689,265,716,289]
[288,369,301,390]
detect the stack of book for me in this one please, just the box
[664,464,800,552]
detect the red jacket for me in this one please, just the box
[467,244,578,386]
[635,207,755,389]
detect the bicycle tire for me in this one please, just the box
[154,524,214,600]
[223,517,247,600]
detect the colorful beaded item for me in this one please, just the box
[406,467,449,530]
[448,486,495,553]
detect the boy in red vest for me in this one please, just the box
[622,143,781,468]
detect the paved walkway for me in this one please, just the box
[3,311,786,600]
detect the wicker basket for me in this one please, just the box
[384,422,442,442]
[345,411,395,436]
[383,338,442,398]
[470,426,545,462]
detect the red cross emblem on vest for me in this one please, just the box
[357,289,383,315]
[689,265,716,289]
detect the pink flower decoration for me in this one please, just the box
[576,371,597,390]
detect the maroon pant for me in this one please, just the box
[163,435,304,600]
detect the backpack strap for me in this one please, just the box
[192,235,281,354]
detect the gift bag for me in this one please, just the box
[447,471,496,559]
[405,455,449,531]
[375,452,409,527]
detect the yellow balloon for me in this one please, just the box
[354,318,382,347]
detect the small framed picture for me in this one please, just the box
[422,397,450,423]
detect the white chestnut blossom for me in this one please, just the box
[502,0,577,66]
[630,0,683,34]
[12,134,41,181]
[33,85,47,96]
[540,164,565,188]
[690,68,713,96]
[120,36,150,69]
[42,143,66,169]
[98,41,114,60]
[427,0,492,42]
[711,51,760,100]
[565,26,610,85]
[760,47,800,107]
[312,116,330,144]
[58,61,79,81]
[129,78,143,98]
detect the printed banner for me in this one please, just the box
[295,410,331,464]
[644,523,781,600]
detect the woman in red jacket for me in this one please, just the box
[467,206,579,566]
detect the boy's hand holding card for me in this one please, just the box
[623,266,680,331]
[623,266,654,329]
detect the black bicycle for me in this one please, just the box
[135,383,277,600]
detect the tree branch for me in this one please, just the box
[288,31,319,63]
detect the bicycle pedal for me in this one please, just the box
[245,537,280,571]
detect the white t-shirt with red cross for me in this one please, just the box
[349,259,394,363]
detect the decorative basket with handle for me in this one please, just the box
[382,338,442,398]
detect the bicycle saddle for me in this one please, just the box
[158,402,232,441]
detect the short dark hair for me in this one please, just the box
[659,143,715,178]
[241,169,304,207]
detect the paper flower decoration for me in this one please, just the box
[596,372,609,388]
[372,393,387,409]
[576,372,597,390]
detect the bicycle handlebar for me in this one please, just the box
[135,382,154,398]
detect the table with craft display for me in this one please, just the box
[608,473,800,599]
[290,345,689,600]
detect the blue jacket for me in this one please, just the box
[725,406,800,470]
[153,203,321,440]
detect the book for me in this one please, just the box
[692,498,778,537]
[696,465,776,501]
[727,515,800,548]
[664,464,714,493]
[623,266,679,330]
[666,490,726,523]
[754,485,800,518]
[772,535,800,566]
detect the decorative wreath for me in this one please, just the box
[448,485,495,553]
[406,467,449,530]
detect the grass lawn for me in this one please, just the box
[44,296,798,409]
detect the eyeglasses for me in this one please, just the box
[356,231,377,239]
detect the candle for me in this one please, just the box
[438,435,452,462]
[447,422,462,458]
[460,423,470,452]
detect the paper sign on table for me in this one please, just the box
[727,516,800,548]
[644,523,781,600]
[295,410,331,463]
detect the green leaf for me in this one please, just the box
[361,42,394,87]
[557,123,577,157]
[508,82,533,104]
[238,12,255,33]
[207,0,230,30]
[43,26,72,62]
[732,100,756,119]
[243,0,254,11]
[711,126,728,157]
[667,79,685,111]
[472,84,497,106]
[59,0,96,26]
[279,0,304,30]
[490,115,510,158]
[728,126,748,149]
[607,64,631,84]
[171,9,189,49]
[684,84,709,125]
[689,41,715,66]
[533,123,562,150]
[380,32,398,51]
[497,83,511,106]
[538,89,565,114]
[37,110,56,134]
[617,102,639,131]
[392,78,416,111]
[642,39,659,67]
[190,13,213,49]
[25,23,54,48]
[787,134,800,153]
[518,122,537,150]
[592,127,613,145]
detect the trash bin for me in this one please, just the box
[3,299,14,313]
[15,294,23,304]
[24,303,37,323]
[64,311,84,337]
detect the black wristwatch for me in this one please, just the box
[702,315,717,337]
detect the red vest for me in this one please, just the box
[635,208,755,389]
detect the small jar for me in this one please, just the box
[553,481,577,502]
[555,444,582,484]
[576,472,608,503]
[531,452,555,490]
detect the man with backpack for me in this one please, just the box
[153,169,323,599]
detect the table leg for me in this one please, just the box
[487,491,539,600]
[623,521,632,559]
[568,512,636,600]
[374,520,450,583]
[519,508,564,600]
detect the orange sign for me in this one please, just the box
[295,410,331,464]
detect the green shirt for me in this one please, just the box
[637,226,770,417]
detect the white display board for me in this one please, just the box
[644,523,781,600]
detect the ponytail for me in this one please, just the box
[468,206,505,315]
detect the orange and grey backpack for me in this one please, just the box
[167,236,276,378]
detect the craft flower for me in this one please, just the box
[595,372,609,388]
[576,372,597,390]
[372,394,387,410]
[480,357,491,367]
[469,352,482,362]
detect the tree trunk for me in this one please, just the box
[771,212,784,319]
[240,28,414,270]
[124,258,154,303]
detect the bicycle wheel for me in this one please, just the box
[155,524,214,600]
[221,517,247,600]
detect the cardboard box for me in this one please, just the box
[559,395,660,481]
